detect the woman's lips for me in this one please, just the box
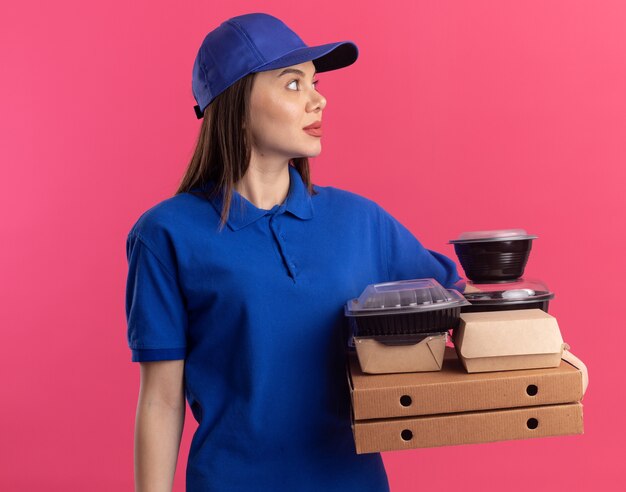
[304,127,322,137]
[303,120,322,137]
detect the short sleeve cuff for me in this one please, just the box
[131,347,187,362]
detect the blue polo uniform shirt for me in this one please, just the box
[125,165,461,491]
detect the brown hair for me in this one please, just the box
[175,72,318,231]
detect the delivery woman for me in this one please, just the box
[125,12,461,492]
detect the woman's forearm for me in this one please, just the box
[134,396,185,492]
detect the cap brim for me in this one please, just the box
[252,41,359,73]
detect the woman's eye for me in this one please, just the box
[287,79,320,91]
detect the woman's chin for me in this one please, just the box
[306,144,322,158]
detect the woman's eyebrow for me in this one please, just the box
[277,68,317,79]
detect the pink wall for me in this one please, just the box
[2,0,624,490]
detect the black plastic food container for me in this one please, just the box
[347,307,463,337]
[460,278,554,314]
[344,278,470,342]
[449,229,537,283]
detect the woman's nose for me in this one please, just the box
[308,90,327,112]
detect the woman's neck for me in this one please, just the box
[234,161,290,211]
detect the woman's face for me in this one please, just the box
[248,61,327,162]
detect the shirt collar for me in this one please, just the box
[199,165,314,231]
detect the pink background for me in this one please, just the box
[2,0,624,490]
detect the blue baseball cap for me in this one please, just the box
[191,13,359,119]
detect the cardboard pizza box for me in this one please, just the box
[351,402,583,454]
[347,347,587,420]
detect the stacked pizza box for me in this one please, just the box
[344,229,588,453]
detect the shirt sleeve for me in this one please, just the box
[125,233,188,362]
[378,205,462,290]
